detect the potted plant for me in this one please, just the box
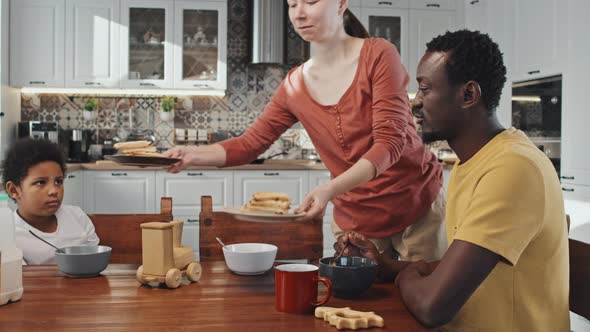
[82,97,98,121]
[160,96,175,121]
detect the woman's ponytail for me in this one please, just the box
[343,9,369,38]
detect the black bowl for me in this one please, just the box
[319,256,378,298]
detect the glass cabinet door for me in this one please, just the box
[361,8,409,67]
[120,0,174,88]
[174,1,227,90]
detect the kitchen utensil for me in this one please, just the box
[319,256,378,298]
[215,237,225,247]
[222,207,305,223]
[104,155,180,167]
[274,264,332,314]
[333,241,349,263]
[54,245,112,278]
[222,243,277,275]
[28,230,65,254]
[250,151,288,164]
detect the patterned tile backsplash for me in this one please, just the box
[20,0,310,157]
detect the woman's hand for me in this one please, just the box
[294,183,334,220]
[163,146,196,173]
[334,231,381,263]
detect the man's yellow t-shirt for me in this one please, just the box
[441,128,569,332]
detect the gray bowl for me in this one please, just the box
[319,256,378,298]
[54,245,112,278]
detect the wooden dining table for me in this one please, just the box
[0,262,427,331]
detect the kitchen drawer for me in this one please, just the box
[409,0,456,10]
[561,183,590,202]
[362,0,410,9]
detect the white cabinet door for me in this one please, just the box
[120,0,174,88]
[234,171,308,209]
[65,0,120,88]
[155,170,233,217]
[408,9,457,94]
[63,171,84,208]
[173,1,227,90]
[360,7,409,68]
[83,170,156,213]
[10,0,65,87]
[464,0,514,128]
[562,0,590,187]
[513,0,566,81]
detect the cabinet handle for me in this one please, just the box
[187,172,203,176]
[139,82,155,87]
[84,82,102,86]
[426,3,441,8]
[264,172,280,176]
[111,172,128,176]
[193,83,211,88]
[562,188,575,192]
[470,0,479,4]
[527,70,541,75]
[29,81,45,85]
[560,176,575,180]
[378,1,393,5]
[186,219,198,223]
[68,175,76,179]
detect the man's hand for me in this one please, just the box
[333,231,381,263]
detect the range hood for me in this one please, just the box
[250,0,285,64]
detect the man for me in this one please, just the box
[335,30,570,331]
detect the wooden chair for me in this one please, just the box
[88,197,174,264]
[198,196,323,262]
[567,214,590,321]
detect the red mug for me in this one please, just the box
[274,264,332,314]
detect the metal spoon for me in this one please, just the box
[29,230,65,254]
[331,242,349,266]
[215,237,226,248]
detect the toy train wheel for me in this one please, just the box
[186,262,202,282]
[136,265,146,284]
[165,268,182,288]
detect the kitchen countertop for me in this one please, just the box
[66,159,329,171]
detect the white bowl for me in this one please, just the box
[222,243,278,275]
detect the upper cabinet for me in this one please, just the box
[173,1,227,90]
[513,0,566,82]
[10,0,65,87]
[356,0,461,94]
[120,0,174,88]
[65,0,120,88]
[408,8,457,93]
[10,0,227,92]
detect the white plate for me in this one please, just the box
[222,207,306,223]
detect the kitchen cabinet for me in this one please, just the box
[178,217,199,259]
[234,171,308,209]
[120,0,174,88]
[408,8,457,93]
[561,0,590,187]
[63,170,83,207]
[360,7,409,68]
[65,0,120,88]
[173,1,227,90]
[83,170,156,213]
[464,0,514,128]
[10,0,65,87]
[513,0,566,81]
[155,170,233,217]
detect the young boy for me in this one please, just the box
[2,138,99,265]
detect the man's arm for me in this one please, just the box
[395,240,500,328]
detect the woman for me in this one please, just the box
[164,0,445,263]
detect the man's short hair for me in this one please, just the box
[426,29,507,113]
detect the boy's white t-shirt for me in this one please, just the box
[14,205,100,265]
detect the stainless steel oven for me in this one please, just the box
[512,75,561,175]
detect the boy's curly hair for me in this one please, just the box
[426,29,507,113]
[2,138,67,188]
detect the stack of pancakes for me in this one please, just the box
[113,140,163,157]
[241,192,291,215]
